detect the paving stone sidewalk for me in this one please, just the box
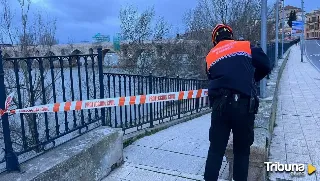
[268,45,320,181]
[103,114,229,181]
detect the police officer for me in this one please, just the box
[204,24,271,181]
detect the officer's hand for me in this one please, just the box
[209,97,214,108]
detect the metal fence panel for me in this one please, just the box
[0,49,210,171]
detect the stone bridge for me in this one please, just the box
[1,39,207,70]
[2,39,205,57]
[1,42,115,58]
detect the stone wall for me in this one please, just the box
[0,127,123,181]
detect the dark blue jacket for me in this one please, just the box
[205,40,271,97]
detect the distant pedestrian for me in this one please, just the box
[204,24,271,181]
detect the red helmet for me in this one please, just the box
[211,24,233,44]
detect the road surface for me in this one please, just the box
[305,39,320,71]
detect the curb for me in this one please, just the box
[268,49,291,135]
[265,49,291,181]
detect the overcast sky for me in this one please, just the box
[5,0,319,44]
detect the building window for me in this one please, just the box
[312,32,314,37]
[307,33,309,38]
[310,25,315,30]
[312,17,317,22]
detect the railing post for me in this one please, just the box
[177,75,181,119]
[0,50,20,171]
[148,72,154,128]
[97,48,106,126]
[196,80,200,112]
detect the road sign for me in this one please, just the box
[292,21,304,37]
[92,33,110,42]
[113,33,121,51]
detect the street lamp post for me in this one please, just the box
[281,0,285,58]
[260,0,267,98]
[276,0,279,62]
[301,0,305,62]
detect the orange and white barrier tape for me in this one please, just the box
[0,89,208,115]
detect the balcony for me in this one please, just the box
[307,20,320,24]
[308,21,316,24]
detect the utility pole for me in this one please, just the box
[301,0,305,62]
[281,0,285,58]
[260,0,267,98]
[276,0,279,63]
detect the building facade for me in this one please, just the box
[305,10,320,39]
[279,4,303,38]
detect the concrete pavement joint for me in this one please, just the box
[123,109,212,147]
[281,112,314,117]
[105,113,229,181]
[132,144,207,159]
[123,162,207,181]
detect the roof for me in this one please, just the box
[306,9,320,16]
[284,5,301,11]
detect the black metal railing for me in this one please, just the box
[257,40,296,96]
[0,48,210,171]
[103,73,209,133]
[0,49,107,171]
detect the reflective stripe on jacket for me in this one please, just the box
[205,40,271,97]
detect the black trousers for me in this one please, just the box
[204,96,255,181]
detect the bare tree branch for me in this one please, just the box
[0,0,60,153]
[120,5,155,44]
[153,16,170,41]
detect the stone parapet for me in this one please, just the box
[0,127,123,181]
